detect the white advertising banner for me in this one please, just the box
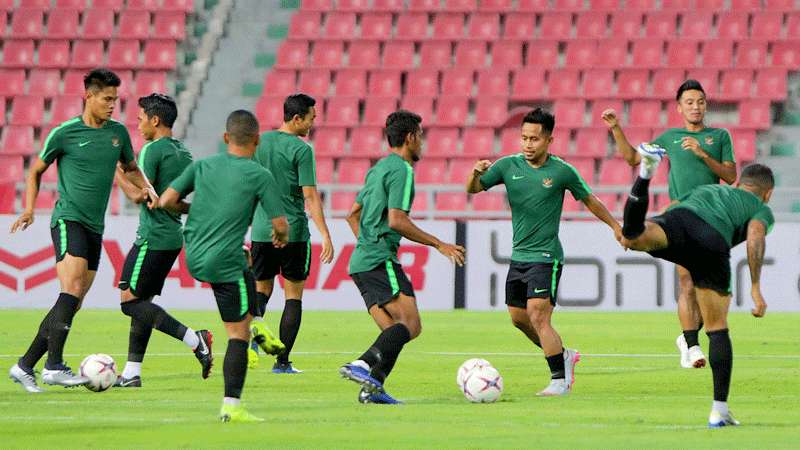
[466,221,800,312]
[0,216,456,311]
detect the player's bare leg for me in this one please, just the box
[508,306,541,348]
[676,265,706,368]
[528,298,577,396]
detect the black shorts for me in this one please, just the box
[251,241,311,282]
[50,219,103,271]
[118,242,181,298]
[649,208,732,295]
[351,261,416,311]
[505,261,564,307]
[211,270,258,323]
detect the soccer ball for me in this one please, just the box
[79,354,117,392]
[461,365,503,403]
[456,358,493,388]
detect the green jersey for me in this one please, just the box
[135,137,193,250]
[672,184,774,247]
[652,127,735,200]
[251,131,317,243]
[348,153,414,275]
[170,153,285,283]
[480,154,592,263]
[39,117,135,235]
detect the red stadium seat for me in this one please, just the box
[644,12,676,38]
[755,68,788,100]
[472,192,507,212]
[751,12,783,39]
[134,71,167,97]
[467,13,499,41]
[730,129,756,161]
[334,69,367,96]
[300,0,332,10]
[324,12,356,39]
[368,69,401,97]
[491,41,522,68]
[666,102,683,126]
[349,127,384,157]
[310,127,346,157]
[685,69,719,97]
[554,0,587,10]
[401,96,434,123]
[122,99,140,125]
[407,69,440,97]
[381,41,415,69]
[127,0,160,9]
[652,69,685,100]
[108,40,141,69]
[511,68,546,101]
[564,40,598,68]
[628,100,662,127]
[162,0,194,11]
[574,128,609,158]
[445,0,477,11]
[593,192,619,213]
[330,191,357,212]
[599,159,634,185]
[62,70,85,95]
[0,100,5,126]
[56,0,88,8]
[118,10,151,39]
[154,11,187,41]
[540,12,573,39]
[395,13,429,41]
[143,40,176,70]
[435,192,468,212]
[311,41,344,68]
[373,0,404,11]
[420,41,453,68]
[92,0,124,11]
[27,69,60,97]
[11,95,44,126]
[503,14,535,40]
[547,69,580,99]
[288,12,320,39]
[447,160,475,184]
[47,9,79,39]
[696,0,726,8]
[82,9,115,39]
[618,126,652,149]
[771,41,800,69]
[297,69,331,98]
[263,71,296,98]
[590,99,623,124]
[433,13,465,40]
[426,128,461,158]
[461,128,495,158]
[735,41,768,68]
[338,0,370,11]
[631,39,664,68]
[716,12,748,40]
[21,0,50,6]
[315,157,334,183]
[363,97,397,126]
[680,11,713,39]
[590,0,620,9]
[441,68,474,95]
[409,0,442,11]
[660,0,691,10]
[0,156,24,183]
[1,126,35,155]
[11,8,44,39]
[474,97,508,127]
[720,69,754,100]
[650,163,668,188]
[666,40,698,67]
[0,70,26,96]
[610,12,643,39]
[275,40,308,69]
[50,95,83,125]
[787,13,800,39]
[554,99,586,128]
[576,12,608,39]
[324,97,359,127]
[499,127,520,155]
[479,0,512,11]
[361,13,392,40]
[765,0,797,10]
[738,100,771,129]
[564,157,594,183]
[23,188,56,210]
[436,97,469,127]
[415,160,448,185]
[549,131,571,156]
[337,159,370,184]
[517,0,549,11]
[616,69,649,99]
[38,40,70,69]
[593,39,630,69]
[455,41,488,68]
[476,68,509,96]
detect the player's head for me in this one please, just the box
[738,163,774,202]
[283,93,316,137]
[224,110,261,154]
[83,68,121,121]
[676,79,706,126]
[385,109,423,161]
[520,107,554,162]
[137,93,177,141]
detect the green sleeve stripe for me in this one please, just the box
[129,241,148,290]
[552,156,592,194]
[402,162,413,211]
[138,141,154,178]
[304,240,312,276]
[551,259,560,299]
[39,117,80,159]
[58,219,67,257]
[386,260,400,296]
[238,277,249,316]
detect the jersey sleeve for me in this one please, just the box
[38,127,65,164]
[478,158,506,190]
[753,205,775,234]
[296,144,317,187]
[563,162,592,201]
[256,169,286,219]
[138,142,160,183]
[117,125,135,164]
[720,129,735,163]
[169,162,196,197]
[387,162,414,212]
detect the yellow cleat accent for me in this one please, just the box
[247,348,259,369]
[219,403,264,423]
[251,321,286,356]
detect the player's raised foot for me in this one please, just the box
[113,375,142,388]
[41,362,89,387]
[9,363,44,393]
[688,345,706,368]
[272,361,303,374]
[358,387,403,405]
[193,330,213,379]
[635,143,665,178]
[219,403,264,423]
[708,410,740,428]
[247,347,259,369]
[339,362,383,394]
[251,321,285,356]
[563,349,581,389]
[536,379,570,397]
[676,334,692,368]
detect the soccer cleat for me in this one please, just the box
[272,361,303,374]
[688,345,707,368]
[193,329,213,379]
[113,375,142,388]
[358,387,403,404]
[635,142,665,178]
[251,321,285,356]
[563,349,581,389]
[247,347,259,369]
[9,364,44,393]
[219,403,265,423]
[677,334,692,368]
[708,410,740,428]
[339,363,383,394]
[536,378,570,397]
[42,363,89,387]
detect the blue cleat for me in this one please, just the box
[272,361,303,374]
[708,410,740,428]
[358,387,403,404]
[339,363,383,394]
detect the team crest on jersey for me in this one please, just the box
[112,137,120,147]
[542,178,553,188]
[705,136,714,145]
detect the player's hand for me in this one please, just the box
[601,109,619,129]
[320,235,334,264]
[10,210,34,233]
[750,287,767,318]
[144,187,160,209]
[681,137,706,159]
[613,224,623,244]
[272,230,288,249]
[473,160,492,174]
[242,244,253,268]
[436,242,465,267]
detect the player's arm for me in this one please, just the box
[582,194,622,241]
[466,160,492,193]
[158,187,190,214]
[746,219,768,318]
[601,109,641,167]
[302,185,334,264]
[119,159,159,209]
[10,157,50,233]
[345,201,362,238]
[388,209,465,266]
[115,164,147,204]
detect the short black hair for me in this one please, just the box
[226,110,260,145]
[740,163,774,193]
[384,110,422,148]
[676,79,706,101]
[522,107,555,135]
[138,93,178,128]
[84,68,121,91]
[283,93,316,122]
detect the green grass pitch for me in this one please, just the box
[1,310,798,449]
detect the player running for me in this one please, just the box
[339,110,465,404]
[467,108,621,396]
[113,94,212,388]
[8,68,157,393]
[160,110,288,423]
[602,80,737,369]
[249,93,334,373]
[619,144,772,428]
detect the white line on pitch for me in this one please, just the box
[1,352,799,359]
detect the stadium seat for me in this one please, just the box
[628,100,662,127]
[590,99,623,124]
[407,69,440,97]
[582,69,615,99]
[426,128,461,158]
[738,100,771,129]
[37,40,70,69]
[360,13,392,40]
[108,40,142,69]
[553,99,585,128]
[554,0,587,10]
[435,192,468,212]
[288,12,320,39]
[590,0,620,9]
[0,70,26,97]
[127,0,161,10]
[666,102,683,127]
[680,12,713,39]
[409,0,442,11]
[599,159,634,185]
[311,41,344,68]
[445,0,477,11]
[685,68,719,96]
[337,159,370,184]
[652,68,685,100]
[334,69,367,96]
[311,127,346,157]
[337,0,370,12]
[593,39,630,69]
[731,129,756,161]
[455,41,488,68]
[395,13,429,41]
[499,128,520,155]
[22,188,56,210]
[27,69,59,97]
[644,12,676,39]
[472,192,506,212]
[122,99,140,125]
[81,8,115,40]
[476,68,509,96]
[716,12,748,40]
[735,41,768,68]
[92,0,124,11]
[540,12,573,39]
[154,11,187,41]
[631,39,664,68]
[368,69,401,97]
[56,0,88,8]
[2,40,35,68]
[593,192,619,213]
[433,14,465,40]
[0,156,24,183]
[300,0,332,10]
[275,41,308,69]
[755,68,788,100]
[565,40,598,68]
[771,41,800,69]
[751,12,783,39]
[349,127,384,157]
[118,10,151,40]
[720,69,754,100]
[479,0,512,11]
[0,99,5,126]
[547,69,580,99]
[263,71,296,98]
[696,0,726,8]
[114,69,135,98]
[381,41,414,69]
[765,0,797,10]
[618,126,652,149]
[315,157,334,183]
[401,96,435,123]
[162,0,194,12]
[461,128,495,158]
[503,14,535,40]
[134,71,167,97]
[610,12,643,39]
[372,0,404,12]
[297,69,331,98]
[650,163,668,188]
[468,13,500,40]
[50,95,83,125]
[666,40,698,67]
[47,9,80,39]
[10,96,44,126]
[324,97,359,127]
[330,191,357,212]
[517,0,549,11]
[415,160,448,185]
[420,41,453,68]
[363,97,397,126]
[576,12,608,39]
[324,12,356,40]
[443,160,472,186]
[11,8,44,39]
[787,13,800,39]
[436,97,469,127]
[574,128,609,158]
[510,68,546,101]
[565,157,595,183]
[616,69,649,99]
[143,40,176,70]
[490,41,522,68]
[660,0,691,10]
[1,126,35,155]
[441,68,474,95]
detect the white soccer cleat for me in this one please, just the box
[708,410,740,428]
[563,349,581,389]
[9,364,44,393]
[536,378,570,397]
[676,334,692,368]
[42,364,89,387]
[688,345,707,368]
[635,142,665,178]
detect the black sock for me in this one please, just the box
[359,323,411,382]
[19,308,55,369]
[683,329,700,348]
[707,329,733,402]
[545,352,566,380]
[121,298,188,342]
[622,177,651,239]
[45,293,80,368]
[255,292,270,318]
[223,339,248,399]
[277,299,302,364]
[127,318,153,363]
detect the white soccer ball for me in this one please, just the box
[79,354,117,392]
[456,358,492,388]
[461,365,503,403]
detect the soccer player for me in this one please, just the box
[466,108,621,396]
[619,145,772,427]
[601,80,737,369]
[249,93,334,373]
[339,110,465,404]
[8,68,157,393]
[113,94,212,388]
[160,110,288,423]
